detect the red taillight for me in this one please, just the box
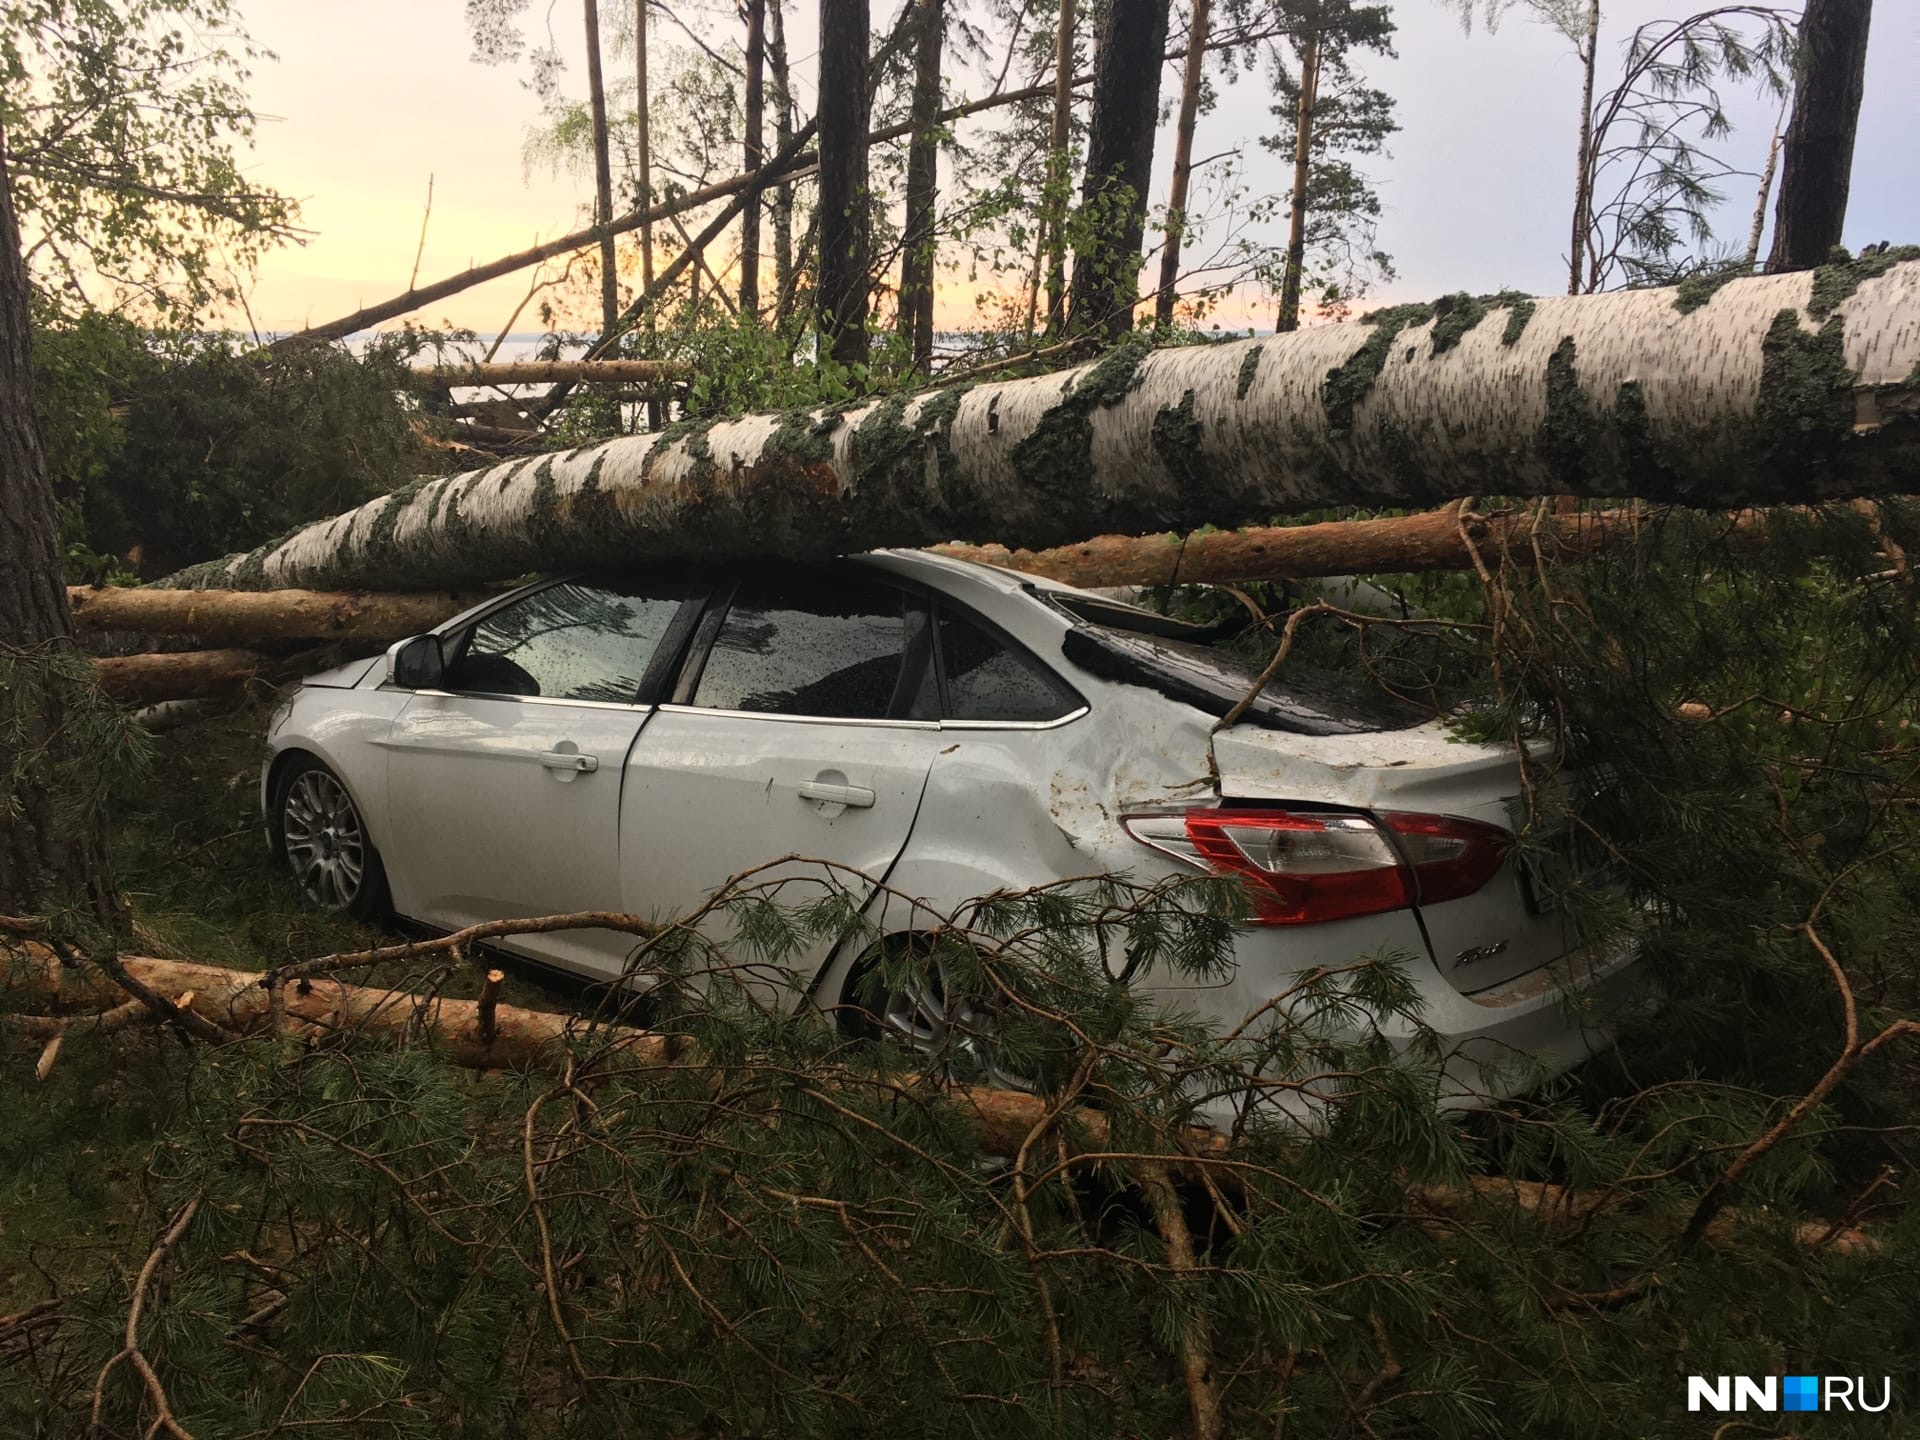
[1122,807,1510,925]
[1379,811,1512,905]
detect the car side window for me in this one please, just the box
[936,607,1080,722]
[690,572,912,719]
[446,581,685,703]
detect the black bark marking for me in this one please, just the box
[1235,346,1262,399]
[1321,304,1435,439]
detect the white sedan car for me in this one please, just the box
[263,549,1640,1098]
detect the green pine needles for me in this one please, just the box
[6,500,1920,1436]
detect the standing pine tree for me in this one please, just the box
[895,0,946,370]
[740,0,767,314]
[819,0,874,364]
[1152,0,1214,329]
[1767,0,1872,270]
[1266,0,1396,330]
[0,125,110,922]
[1067,0,1172,340]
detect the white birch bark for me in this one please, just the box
[173,258,1920,593]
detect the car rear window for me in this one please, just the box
[691,572,911,719]
[1056,607,1429,736]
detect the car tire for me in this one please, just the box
[839,935,1032,1091]
[272,755,391,920]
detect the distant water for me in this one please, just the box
[338,333,584,364]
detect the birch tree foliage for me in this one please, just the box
[1,0,300,320]
[1447,0,1794,292]
[169,253,1920,593]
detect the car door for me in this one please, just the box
[382,575,702,976]
[618,565,946,1003]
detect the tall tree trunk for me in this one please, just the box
[1022,222,1046,339]
[740,0,766,316]
[1745,96,1789,267]
[635,0,655,298]
[175,261,1920,594]
[817,0,872,365]
[896,0,944,371]
[584,0,620,336]
[1275,27,1320,334]
[1067,0,1172,341]
[0,132,115,923]
[636,0,662,428]
[1153,0,1212,329]
[276,73,1105,351]
[1566,0,1601,294]
[1768,0,1873,272]
[1041,0,1079,337]
[768,0,796,323]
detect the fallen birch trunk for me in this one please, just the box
[170,256,1920,594]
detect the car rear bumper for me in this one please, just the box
[1153,927,1648,1132]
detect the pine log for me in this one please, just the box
[94,649,268,705]
[169,258,1920,594]
[1,941,1218,1151]
[419,359,692,387]
[0,943,1879,1252]
[935,506,1633,587]
[85,512,1587,649]
[3,944,668,1070]
[78,500,1870,659]
[450,421,544,448]
[265,126,818,352]
[69,586,482,644]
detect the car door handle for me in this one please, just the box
[539,750,598,773]
[797,779,875,808]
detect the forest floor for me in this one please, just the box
[0,700,575,1323]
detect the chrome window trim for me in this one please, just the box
[646,702,1090,732]
[655,703,941,730]
[936,707,1090,732]
[386,687,654,713]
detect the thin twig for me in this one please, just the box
[90,1200,200,1440]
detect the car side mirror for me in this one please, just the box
[387,634,445,690]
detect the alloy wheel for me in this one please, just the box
[281,768,369,909]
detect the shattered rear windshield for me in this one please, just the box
[1041,589,1430,737]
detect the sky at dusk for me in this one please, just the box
[228,0,1920,336]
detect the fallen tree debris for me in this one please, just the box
[0,935,1882,1257]
[69,585,486,644]
[934,505,1638,587]
[4,941,670,1071]
[93,649,270,705]
[417,359,693,387]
